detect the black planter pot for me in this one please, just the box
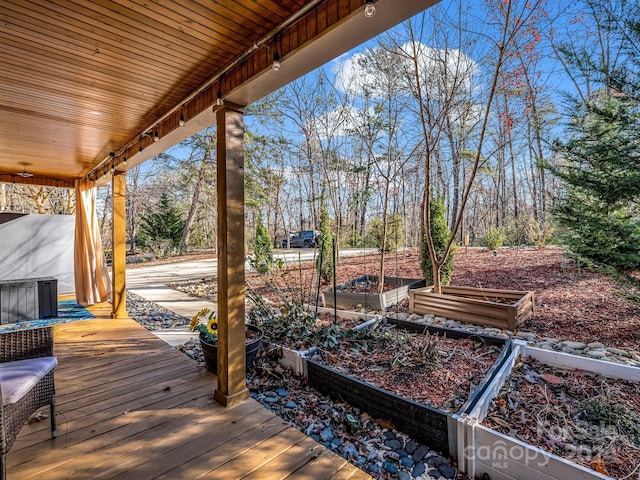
[199,324,264,373]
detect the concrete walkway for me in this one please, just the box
[125,248,374,346]
[126,259,219,346]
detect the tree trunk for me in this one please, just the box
[181,145,212,251]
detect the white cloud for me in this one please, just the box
[333,42,478,99]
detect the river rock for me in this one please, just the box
[588,350,607,359]
[606,347,630,357]
[438,461,455,478]
[412,445,428,462]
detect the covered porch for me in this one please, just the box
[1,0,438,477]
[7,304,369,479]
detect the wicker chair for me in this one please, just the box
[0,327,57,480]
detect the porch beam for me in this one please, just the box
[111,172,128,319]
[213,104,248,407]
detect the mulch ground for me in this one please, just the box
[315,325,503,413]
[254,246,640,351]
[485,356,640,478]
[137,246,640,351]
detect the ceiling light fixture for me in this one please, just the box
[272,36,281,71]
[138,136,143,156]
[364,0,376,17]
[179,106,185,126]
[154,126,160,142]
[16,169,33,178]
[216,87,223,106]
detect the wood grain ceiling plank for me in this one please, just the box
[237,0,309,19]
[122,0,263,49]
[0,64,182,125]
[1,34,218,113]
[0,51,173,107]
[1,0,224,73]
[67,0,242,57]
[0,31,195,99]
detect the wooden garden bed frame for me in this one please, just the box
[409,285,534,331]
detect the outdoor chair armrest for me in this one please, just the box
[0,327,54,363]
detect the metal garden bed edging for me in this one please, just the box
[305,321,513,458]
[322,275,425,311]
[458,341,640,479]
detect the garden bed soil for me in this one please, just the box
[483,356,640,479]
[306,323,512,456]
[312,324,504,413]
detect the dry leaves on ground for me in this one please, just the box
[485,356,640,479]
[313,323,502,413]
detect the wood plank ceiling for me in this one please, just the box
[0,0,438,188]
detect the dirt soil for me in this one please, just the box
[144,246,640,351]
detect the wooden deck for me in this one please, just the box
[6,306,370,479]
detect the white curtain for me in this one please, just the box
[74,179,111,306]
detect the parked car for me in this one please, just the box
[288,230,320,248]
[280,233,295,248]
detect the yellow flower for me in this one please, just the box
[189,316,200,331]
[206,317,218,336]
[190,308,212,332]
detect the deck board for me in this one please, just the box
[6,311,371,479]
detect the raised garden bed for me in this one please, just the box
[460,341,640,479]
[306,318,512,456]
[409,285,534,331]
[257,305,378,375]
[323,275,424,311]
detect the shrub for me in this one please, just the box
[483,227,505,251]
[420,195,454,286]
[317,199,335,283]
[369,213,404,252]
[250,215,274,274]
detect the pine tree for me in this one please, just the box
[549,0,640,269]
[138,193,186,256]
[420,195,455,286]
[550,98,640,269]
[317,199,334,284]
[252,215,274,274]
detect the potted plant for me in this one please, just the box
[189,308,263,373]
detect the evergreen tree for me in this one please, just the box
[317,198,335,284]
[550,98,640,269]
[138,193,186,256]
[369,213,404,252]
[550,0,640,269]
[251,215,274,274]
[421,195,455,286]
